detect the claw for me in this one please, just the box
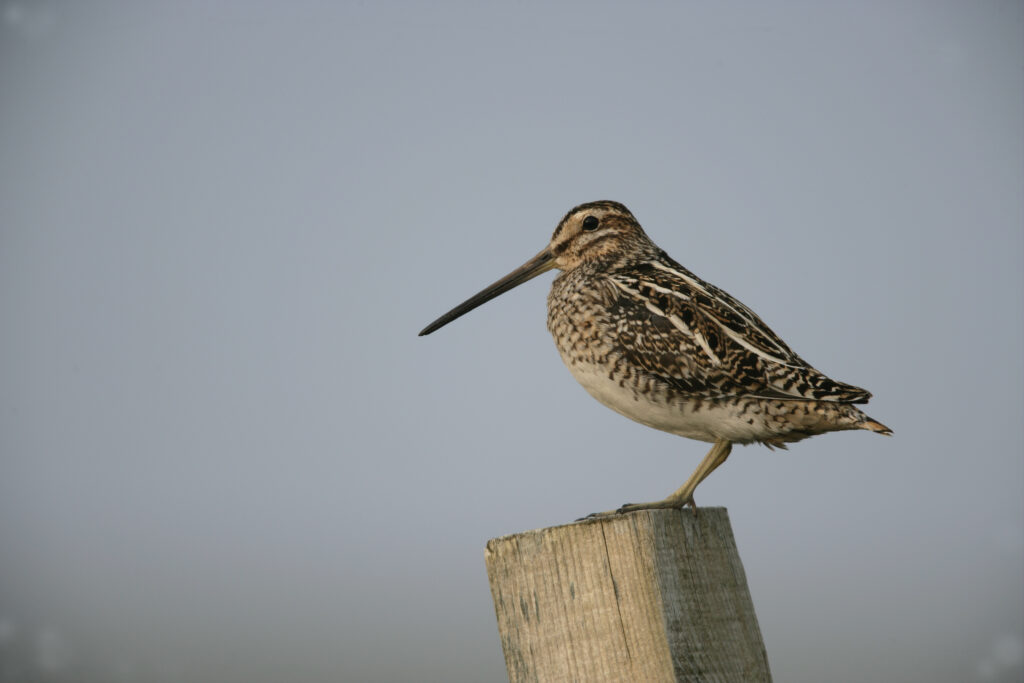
[579,495,699,520]
[577,510,616,521]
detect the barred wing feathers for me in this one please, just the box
[605,256,872,404]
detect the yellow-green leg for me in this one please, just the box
[585,439,733,518]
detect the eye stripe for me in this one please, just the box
[578,230,615,248]
[551,226,615,255]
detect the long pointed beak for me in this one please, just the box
[419,247,556,336]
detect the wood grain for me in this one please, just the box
[485,508,771,682]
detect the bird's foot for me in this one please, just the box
[577,509,617,521]
[578,496,697,521]
[616,496,698,516]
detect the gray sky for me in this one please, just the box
[1,2,1021,682]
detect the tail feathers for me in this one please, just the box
[860,416,893,436]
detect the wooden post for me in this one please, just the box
[485,508,771,683]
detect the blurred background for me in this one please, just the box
[1,2,1021,681]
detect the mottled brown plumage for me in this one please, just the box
[421,200,890,513]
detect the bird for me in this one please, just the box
[419,200,891,515]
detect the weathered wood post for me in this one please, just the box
[485,508,771,682]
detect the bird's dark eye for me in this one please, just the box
[582,215,599,231]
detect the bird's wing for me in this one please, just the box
[606,258,872,403]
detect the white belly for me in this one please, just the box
[561,358,767,444]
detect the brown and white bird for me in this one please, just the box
[419,201,891,514]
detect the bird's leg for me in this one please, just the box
[583,440,732,518]
[652,439,733,512]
